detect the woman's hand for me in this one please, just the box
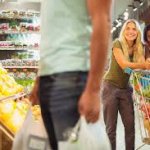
[145,61,150,69]
[146,58,150,63]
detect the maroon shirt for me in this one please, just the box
[145,44,150,59]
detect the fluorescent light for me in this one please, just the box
[133,7,137,11]
[124,11,129,20]
[111,27,116,33]
[140,2,144,6]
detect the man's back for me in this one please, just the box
[39,0,91,76]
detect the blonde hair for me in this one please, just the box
[118,19,144,62]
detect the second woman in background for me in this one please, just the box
[143,23,150,61]
[102,19,150,150]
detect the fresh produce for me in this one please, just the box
[132,75,150,98]
[144,118,150,136]
[140,103,150,119]
[31,105,41,120]
[0,100,16,121]
[0,99,29,133]
[140,103,150,136]
[5,109,26,133]
[0,98,41,133]
[0,67,24,98]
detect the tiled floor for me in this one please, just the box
[116,108,150,150]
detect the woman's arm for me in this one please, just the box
[146,58,150,62]
[113,47,150,69]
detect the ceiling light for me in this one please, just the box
[111,27,116,33]
[134,0,144,6]
[123,11,129,20]
[128,4,138,12]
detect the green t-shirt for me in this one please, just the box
[104,40,132,88]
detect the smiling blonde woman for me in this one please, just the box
[119,19,145,63]
[102,19,150,150]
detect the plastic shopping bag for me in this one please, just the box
[59,116,111,150]
[78,116,110,150]
[12,109,51,150]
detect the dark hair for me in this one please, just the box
[143,24,150,43]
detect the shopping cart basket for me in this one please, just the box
[125,68,150,149]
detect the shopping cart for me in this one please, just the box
[125,68,150,149]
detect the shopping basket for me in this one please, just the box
[125,68,150,149]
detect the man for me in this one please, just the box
[30,0,112,149]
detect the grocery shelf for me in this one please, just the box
[0,6,40,149]
[0,47,39,51]
[0,122,14,141]
[0,31,40,34]
[0,92,27,102]
[3,66,38,69]
[0,16,39,20]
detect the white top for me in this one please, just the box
[39,0,91,76]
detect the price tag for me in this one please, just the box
[27,135,48,150]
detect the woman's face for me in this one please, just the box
[146,30,150,44]
[124,22,138,42]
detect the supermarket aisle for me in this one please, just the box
[116,108,150,150]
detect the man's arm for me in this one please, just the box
[86,0,111,92]
[79,0,112,122]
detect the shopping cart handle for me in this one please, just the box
[124,68,133,75]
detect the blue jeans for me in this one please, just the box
[101,81,135,150]
[39,71,88,150]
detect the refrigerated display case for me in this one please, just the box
[0,2,41,93]
[0,2,41,150]
[0,93,29,150]
[0,93,41,150]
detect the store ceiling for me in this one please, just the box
[16,0,133,22]
[112,0,133,21]
[2,0,146,23]
[17,0,41,2]
[0,0,40,10]
[139,2,150,24]
[0,0,41,2]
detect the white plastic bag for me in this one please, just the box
[59,116,111,150]
[12,111,110,150]
[78,116,110,150]
[12,109,51,150]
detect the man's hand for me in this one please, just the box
[78,90,100,123]
[29,77,39,105]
